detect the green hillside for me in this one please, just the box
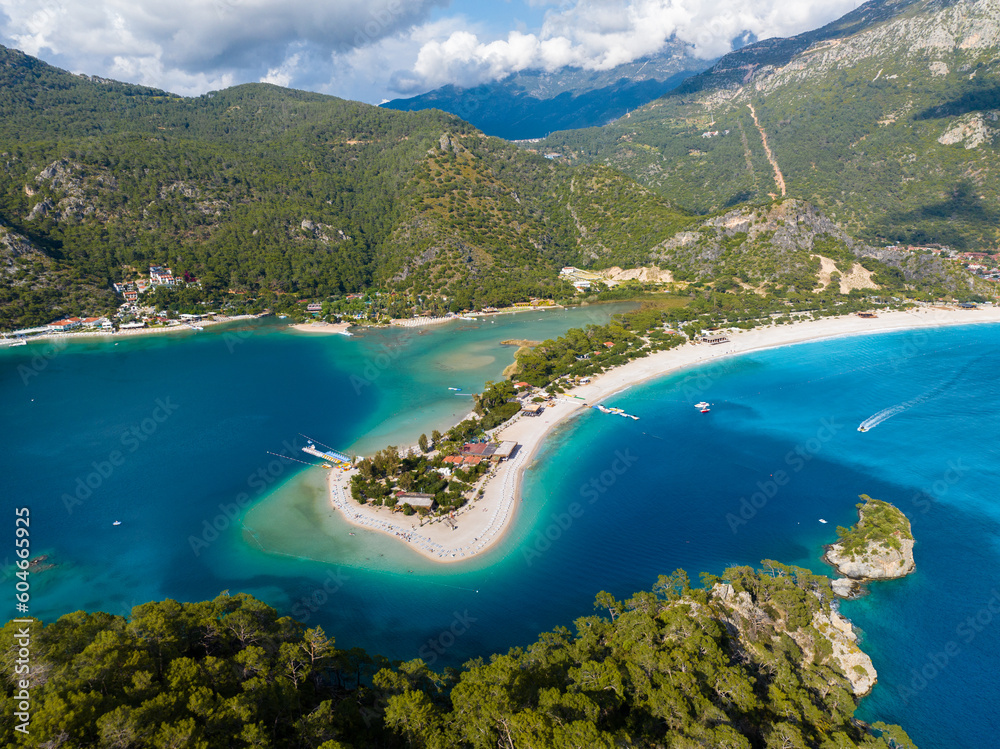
[0,46,699,328]
[539,0,1000,250]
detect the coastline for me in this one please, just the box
[3,314,260,346]
[388,303,564,328]
[324,305,1000,564]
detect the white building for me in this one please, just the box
[46,317,82,331]
[149,266,175,286]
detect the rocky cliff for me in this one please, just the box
[713,579,878,697]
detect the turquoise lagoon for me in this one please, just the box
[2,309,998,748]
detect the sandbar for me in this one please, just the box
[287,321,353,335]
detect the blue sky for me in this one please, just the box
[0,0,860,103]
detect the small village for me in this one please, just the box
[2,266,204,342]
[0,265,276,343]
[887,244,1000,283]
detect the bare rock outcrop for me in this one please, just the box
[712,581,876,697]
[810,609,877,696]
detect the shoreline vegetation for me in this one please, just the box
[388,303,563,328]
[323,304,1000,563]
[0,300,572,345]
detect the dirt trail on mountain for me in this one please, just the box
[747,102,787,198]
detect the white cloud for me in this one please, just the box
[261,51,303,89]
[317,16,471,101]
[405,0,859,91]
[0,0,447,96]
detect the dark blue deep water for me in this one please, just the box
[3,315,998,747]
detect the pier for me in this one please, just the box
[300,434,353,465]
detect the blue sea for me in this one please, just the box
[2,312,998,747]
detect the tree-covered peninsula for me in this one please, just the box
[1,564,916,748]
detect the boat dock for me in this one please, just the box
[299,433,354,466]
[593,404,640,421]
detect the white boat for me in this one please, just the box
[819,519,828,524]
[112,520,121,526]
[694,402,710,409]
[449,387,462,391]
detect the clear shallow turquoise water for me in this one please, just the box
[2,315,998,747]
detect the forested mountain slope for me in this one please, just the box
[539,0,1000,250]
[0,46,697,327]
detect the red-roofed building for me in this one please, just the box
[462,456,483,465]
[442,455,465,465]
[603,341,615,348]
[461,443,496,456]
[47,317,82,331]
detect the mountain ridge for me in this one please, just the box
[538,0,1000,250]
[383,43,712,140]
